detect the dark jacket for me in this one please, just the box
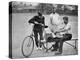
[28,15,45,30]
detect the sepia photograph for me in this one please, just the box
[9,1,78,59]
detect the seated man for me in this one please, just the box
[48,16,72,54]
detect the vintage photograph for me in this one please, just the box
[9,1,78,58]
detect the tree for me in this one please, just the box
[36,3,53,14]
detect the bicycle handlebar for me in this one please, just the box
[29,22,48,28]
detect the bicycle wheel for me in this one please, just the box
[21,36,34,57]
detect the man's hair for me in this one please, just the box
[38,12,42,16]
[63,16,68,20]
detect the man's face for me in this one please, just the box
[64,19,68,24]
[52,8,56,14]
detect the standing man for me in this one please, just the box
[49,7,64,33]
[48,7,64,51]
[28,12,45,49]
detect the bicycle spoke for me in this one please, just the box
[22,36,34,57]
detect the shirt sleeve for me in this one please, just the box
[42,16,45,25]
[65,23,71,30]
[50,14,53,19]
[28,16,36,24]
[49,14,54,25]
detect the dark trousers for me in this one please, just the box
[47,34,72,52]
[54,34,72,52]
[33,29,43,47]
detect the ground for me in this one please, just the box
[12,13,78,58]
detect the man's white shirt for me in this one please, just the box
[49,13,60,25]
[45,12,63,37]
[60,23,71,35]
[49,13,65,33]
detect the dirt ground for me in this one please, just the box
[12,13,78,58]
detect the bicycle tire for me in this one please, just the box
[21,36,34,57]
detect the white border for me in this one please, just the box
[0,0,80,60]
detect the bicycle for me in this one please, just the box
[21,24,55,57]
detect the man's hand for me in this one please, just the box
[34,21,45,27]
[34,21,39,24]
[41,24,44,26]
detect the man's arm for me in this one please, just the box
[42,17,45,25]
[55,24,71,33]
[28,16,36,24]
[59,27,71,32]
[50,17,54,25]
